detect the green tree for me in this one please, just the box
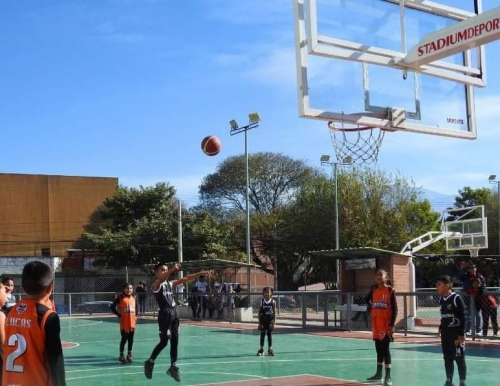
[78,183,178,268]
[200,152,318,215]
[276,169,441,289]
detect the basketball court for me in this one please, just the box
[62,316,500,386]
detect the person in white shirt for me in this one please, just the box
[2,276,16,311]
[194,276,209,319]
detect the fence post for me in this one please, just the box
[470,294,476,341]
[403,294,408,337]
[69,293,72,317]
[302,293,307,328]
[324,293,329,327]
[347,293,352,331]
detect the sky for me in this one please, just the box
[1,0,499,213]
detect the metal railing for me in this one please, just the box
[11,290,499,341]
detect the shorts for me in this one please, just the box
[158,308,179,339]
[260,319,275,331]
[441,330,465,359]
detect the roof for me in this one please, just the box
[309,247,410,259]
[161,259,260,271]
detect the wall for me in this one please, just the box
[0,173,118,256]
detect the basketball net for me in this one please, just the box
[328,121,388,165]
[468,247,479,258]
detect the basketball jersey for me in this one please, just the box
[118,294,136,332]
[154,281,176,310]
[260,298,276,323]
[440,292,465,333]
[3,300,55,386]
[370,287,393,340]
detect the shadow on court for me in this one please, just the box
[393,343,500,358]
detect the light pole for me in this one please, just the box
[321,155,352,287]
[230,113,261,293]
[489,175,500,255]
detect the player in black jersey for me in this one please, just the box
[144,263,210,382]
[437,275,466,386]
[257,287,276,356]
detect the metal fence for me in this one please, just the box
[10,289,500,341]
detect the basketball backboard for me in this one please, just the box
[294,0,500,139]
[441,205,488,251]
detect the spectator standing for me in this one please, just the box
[1,276,16,311]
[462,263,484,335]
[194,275,209,320]
[135,281,147,317]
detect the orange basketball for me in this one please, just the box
[201,135,221,156]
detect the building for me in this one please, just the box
[0,173,118,257]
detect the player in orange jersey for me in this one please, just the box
[0,282,8,384]
[2,261,66,386]
[365,269,397,386]
[110,283,137,364]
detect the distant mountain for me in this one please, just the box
[419,188,456,213]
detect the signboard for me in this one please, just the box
[345,258,376,270]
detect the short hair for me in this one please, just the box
[22,261,53,295]
[199,275,205,280]
[154,263,167,272]
[436,275,453,287]
[1,276,13,285]
[263,286,273,294]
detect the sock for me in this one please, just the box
[385,368,391,378]
[376,364,383,376]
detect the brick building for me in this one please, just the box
[0,173,118,257]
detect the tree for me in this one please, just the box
[275,169,441,290]
[77,183,178,269]
[200,152,318,215]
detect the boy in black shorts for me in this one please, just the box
[437,275,466,386]
[144,263,210,382]
[257,287,276,356]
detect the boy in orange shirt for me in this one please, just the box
[110,283,137,364]
[365,269,397,386]
[2,261,66,386]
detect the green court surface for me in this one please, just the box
[62,317,500,386]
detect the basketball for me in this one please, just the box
[201,135,221,156]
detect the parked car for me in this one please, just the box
[74,301,113,315]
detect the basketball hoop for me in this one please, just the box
[468,247,480,258]
[328,121,392,165]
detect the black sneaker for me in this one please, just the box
[144,360,154,379]
[257,348,264,356]
[126,353,133,363]
[167,365,181,382]
[267,349,275,356]
[367,374,383,382]
[118,355,126,364]
[443,381,455,386]
[459,381,466,386]
[384,377,392,386]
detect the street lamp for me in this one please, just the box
[321,154,352,288]
[489,175,500,255]
[230,112,261,292]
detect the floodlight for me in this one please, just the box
[320,155,330,163]
[489,175,497,181]
[343,156,352,164]
[248,112,261,124]
[229,119,238,130]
